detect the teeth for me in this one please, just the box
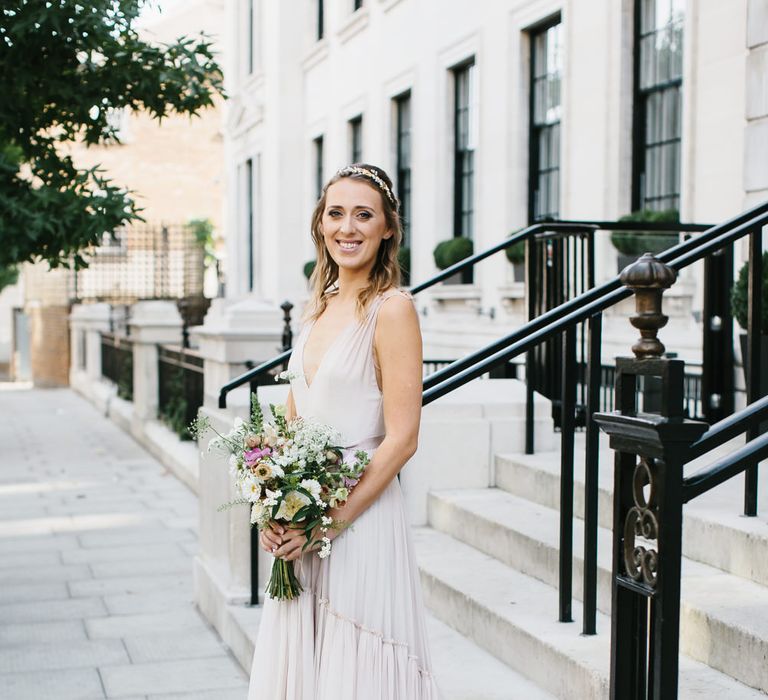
[339,241,361,249]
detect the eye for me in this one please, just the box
[357,211,372,220]
[327,209,342,217]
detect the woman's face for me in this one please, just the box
[320,178,392,274]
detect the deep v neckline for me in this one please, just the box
[301,315,358,389]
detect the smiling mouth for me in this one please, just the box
[337,240,362,251]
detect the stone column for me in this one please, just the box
[68,303,113,410]
[190,296,286,635]
[128,300,183,428]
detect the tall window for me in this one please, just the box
[245,158,255,291]
[313,136,324,200]
[395,92,412,247]
[529,19,562,222]
[349,115,363,163]
[247,0,254,74]
[633,0,684,212]
[453,61,476,240]
[317,0,324,41]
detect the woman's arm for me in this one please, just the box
[274,295,423,560]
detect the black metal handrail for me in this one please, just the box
[422,206,766,400]
[683,430,768,503]
[686,394,768,462]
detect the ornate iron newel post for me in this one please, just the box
[594,254,708,700]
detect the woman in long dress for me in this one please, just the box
[247,164,441,699]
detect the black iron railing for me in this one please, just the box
[158,345,204,440]
[101,332,133,401]
[595,248,767,698]
[421,199,767,638]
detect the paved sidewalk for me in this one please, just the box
[0,386,248,700]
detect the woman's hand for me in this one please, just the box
[272,523,333,561]
[259,520,284,555]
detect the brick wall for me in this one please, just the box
[27,304,71,387]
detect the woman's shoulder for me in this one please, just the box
[375,287,418,324]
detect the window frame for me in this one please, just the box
[452,59,476,242]
[313,135,324,201]
[349,115,363,164]
[394,91,412,248]
[527,15,563,223]
[631,0,684,213]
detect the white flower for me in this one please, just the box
[300,479,322,500]
[239,475,262,502]
[321,516,333,526]
[263,489,282,507]
[318,536,332,559]
[275,490,310,521]
[251,501,268,526]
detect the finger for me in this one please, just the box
[262,530,282,547]
[268,521,285,535]
[260,531,280,553]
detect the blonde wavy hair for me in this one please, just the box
[306,163,403,322]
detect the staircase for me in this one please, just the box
[413,428,768,698]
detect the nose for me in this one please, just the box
[339,215,355,235]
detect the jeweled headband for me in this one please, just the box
[335,165,397,206]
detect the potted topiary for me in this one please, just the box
[303,260,316,282]
[611,209,680,273]
[433,236,473,284]
[731,252,768,403]
[505,239,526,282]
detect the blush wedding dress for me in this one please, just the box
[247,288,441,700]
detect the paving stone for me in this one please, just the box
[62,542,186,565]
[86,609,209,639]
[0,581,69,605]
[100,657,246,697]
[0,533,80,553]
[123,630,227,663]
[0,667,105,699]
[148,689,248,700]
[91,557,192,579]
[0,639,128,673]
[0,550,61,569]
[104,589,196,615]
[70,574,190,598]
[0,596,107,624]
[78,527,194,549]
[0,621,87,647]
[0,562,91,584]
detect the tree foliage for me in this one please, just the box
[0,1,225,269]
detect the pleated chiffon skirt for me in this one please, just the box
[247,476,441,700]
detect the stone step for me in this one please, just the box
[428,488,768,693]
[414,526,768,700]
[494,435,768,588]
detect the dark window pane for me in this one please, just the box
[529,20,562,221]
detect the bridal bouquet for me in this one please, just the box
[192,391,369,601]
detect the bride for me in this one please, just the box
[248,164,441,699]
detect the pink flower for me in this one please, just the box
[244,446,271,465]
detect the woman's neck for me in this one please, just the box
[334,266,372,303]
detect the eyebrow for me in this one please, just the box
[325,204,376,212]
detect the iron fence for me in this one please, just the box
[101,333,133,401]
[158,345,205,439]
